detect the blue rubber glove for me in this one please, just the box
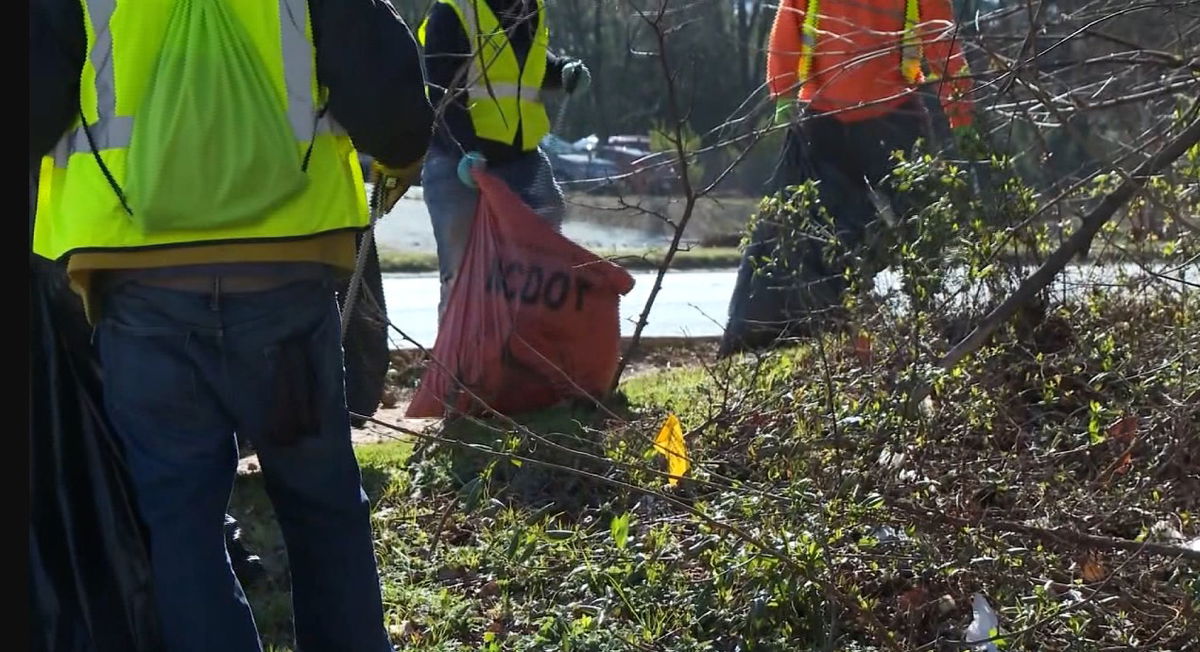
[457,151,487,188]
[562,60,591,95]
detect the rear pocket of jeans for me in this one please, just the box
[99,322,206,424]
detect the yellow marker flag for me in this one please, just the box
[653,413,689,486]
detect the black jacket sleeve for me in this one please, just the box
[29,0,85,170]
[309,0,433,169]
[423,2,481,155]
[543,51,568,91]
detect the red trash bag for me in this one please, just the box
[407,170,636,418]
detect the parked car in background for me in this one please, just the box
[541,134,623,193]
[570,134,678,195]
[598,144,677,195]
[605,134,652,150]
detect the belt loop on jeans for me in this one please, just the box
[210,277,222,312]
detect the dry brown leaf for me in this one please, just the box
[898,586,930,614]
[1108,415,1138,443]
[1113,451,1133,475]
[1080,553,1107,583]
[478,580,500,598]
[851,332,873,366]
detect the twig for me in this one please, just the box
[611,2,705,392]
[905,116,1200,411]
[896,500,1200,562]
[427,495,458,561]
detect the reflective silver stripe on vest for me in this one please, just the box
[53,0,331,167]
[91,0,117,119]
[280,0,321,140]
[53,0,116,166]
[466,82,541,103]
[51,115,133,166]
[459,0,488,89]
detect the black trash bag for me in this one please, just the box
[720,123,845,356]
[29,253,164,652]
[338,233,390,428]
[224,515,265,588]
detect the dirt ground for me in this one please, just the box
[236,398,432,475]
[236,337,718,475]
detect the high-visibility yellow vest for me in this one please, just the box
[33,0,369,262]
[797,0,925,84]
[419,0,551,151]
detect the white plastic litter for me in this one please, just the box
[877,448,905,469]
[1149,519,1184,542]
[870,525,910,544]
[964,593,1000,652]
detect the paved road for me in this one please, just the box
[382,269,736,348]
[380,263,1195,349]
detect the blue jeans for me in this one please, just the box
[422,146,566,316]
[96,279,391,652]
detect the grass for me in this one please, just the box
[600,247,743,271]
[376,235,1179,274]
[378,246,744,274]
[376,250,441,274]
[621,365,718,427]
[562,193,759,240]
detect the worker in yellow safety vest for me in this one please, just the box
[419,0,592,316]
[721,0,977,356]
[30,0,433,648]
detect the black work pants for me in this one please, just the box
[721,98,934,355]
